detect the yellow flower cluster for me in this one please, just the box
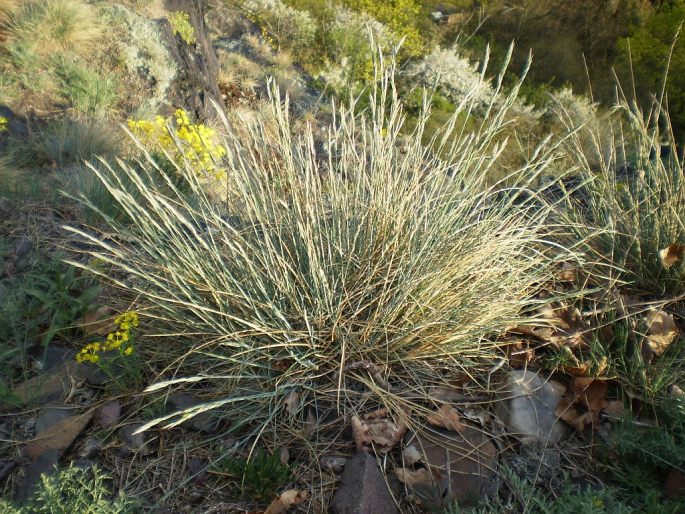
[76,311,140,364]
[127,109,226,179]
[168,11,196,45]
[0,116,8,133]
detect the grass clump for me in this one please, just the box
[558,100,685,296]
[0,465,139,513]
[3,0,101,55]
[450,466,681,514]
[68,61,576,455]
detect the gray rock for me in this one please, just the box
[119,423,153,456]
[496,370,569,444]
[15,449,60,502]
[167,394,220,433]
[331,452,398,514]
[35,405,75,434]
[400,426,499,511]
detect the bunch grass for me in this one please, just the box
[66,57,579,461]
[3,0,101,54]
[558,98,685,297]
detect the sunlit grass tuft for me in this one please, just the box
[558,98,685,297]
[66,58,579,457]
[5,0,101,54]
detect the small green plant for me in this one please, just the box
[0,115,8,132]
[451,466,680,514]
[0,465,139,513]
[0,248,100,350]
[168,10,195,45]
[9,118,120,169]
[213,450,292,500]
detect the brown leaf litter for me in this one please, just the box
[351,408,408,453]
[659,244,685,268]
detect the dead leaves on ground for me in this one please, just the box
[555,376,622,431]
[659,244,685,269]
[426,405,464,433]
[351,408,408,453]
[263,489,309,514]
[644,309,679,359]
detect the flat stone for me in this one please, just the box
[95,400,121,427]
[167,394,221,433]
[495,370,569,444]
[399,426,498,511]
[35,405,75,434]
[24,413,93,461]
[5,361,84,409]
[119,424,145,449]
[331,452,398,514]
[15,449,60,503]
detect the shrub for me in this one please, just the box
[16,118,120,168]
[168,10,195,45]
[406,44,495,112]
[68,62,575,455]
[56,57,118,117]
[241,0,317,57]
[127,109,226,179]
[340,0,424,57]
[0,465,139,513]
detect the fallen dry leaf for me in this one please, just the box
[427,386,464,403]
[601,400,623,416]
[351,415,372,452]
[351,408,407,453]
[572,377,608,412]
[402,445,424,466]
[426,405,464,433]
[644,310,679,357]
[79,306,116,336]
[659,244,685,269]
[394,467,435,488]
[25,413,93,460]
[283,391,300,416]
[539,303,591,348]
[264,489,309,514]
[507,341,535,369]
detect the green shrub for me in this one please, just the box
[68,61,576,454]
[0,465,139,513]
[212,450,292,500]
[168,10,196,45]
